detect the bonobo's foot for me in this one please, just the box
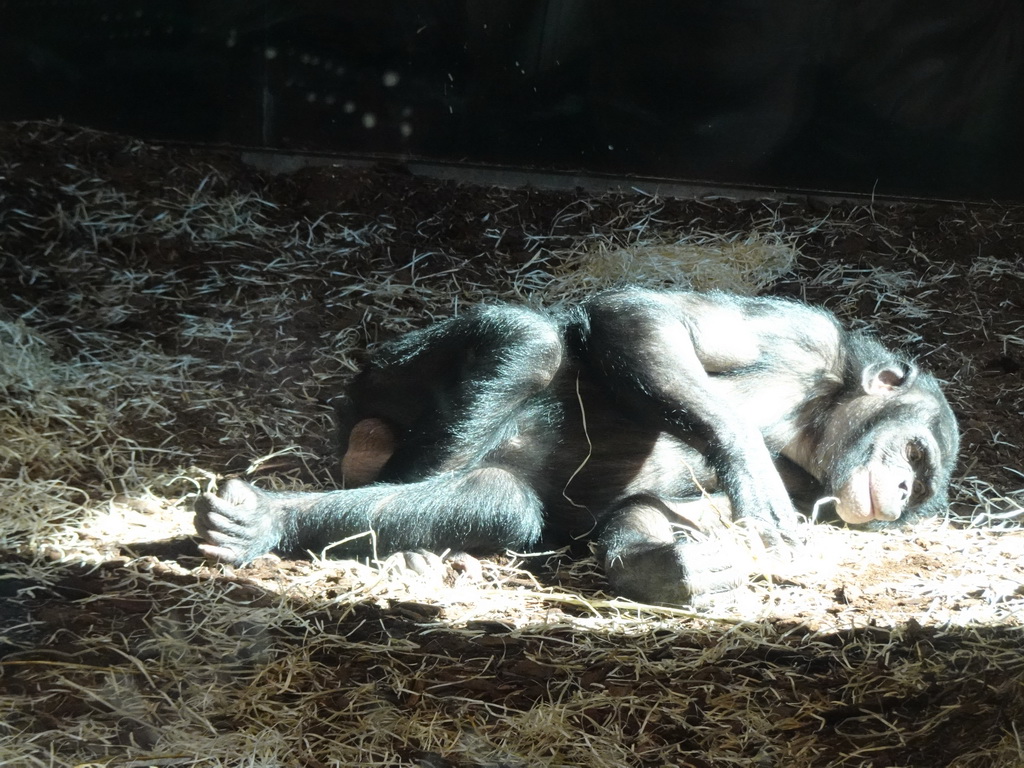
[604,536,752,608]
[381,550,483,584]
[194,478,284,565]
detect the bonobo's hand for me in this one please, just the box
[734,515,806,559]
[727,467,805,551]
[193,478,284,565]
[603,537,752,608]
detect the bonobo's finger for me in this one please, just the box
[193,494,252,543]
[194,480,259,527]
[735,516,806,554]
[194,524,256,566]
[729,484,802,538]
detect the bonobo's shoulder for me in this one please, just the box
[569,287,837,323]
[695,289,834,317]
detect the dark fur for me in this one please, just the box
[194,289,959,605]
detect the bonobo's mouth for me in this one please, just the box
[869,470,904,522]
[833,467,896,525]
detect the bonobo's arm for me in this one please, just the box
[579,290,827,541]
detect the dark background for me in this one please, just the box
[2,0,1023,200]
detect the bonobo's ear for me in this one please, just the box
[861,361,918,396]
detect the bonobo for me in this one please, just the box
[194,289,959,605]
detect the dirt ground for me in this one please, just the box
[1,121,1023,767]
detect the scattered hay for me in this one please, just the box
[0,121,1022,767]
[549,231,798,297]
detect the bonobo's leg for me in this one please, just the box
[576,291,800,541]
[196,304,564,565]
[598,494,750,606]
[194,467,544,565]
[342,304,564,480]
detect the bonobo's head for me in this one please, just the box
[815,345,959,526]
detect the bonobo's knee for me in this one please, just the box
[516,318,563,389]
[475,306,564,390]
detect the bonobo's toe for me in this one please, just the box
[193,478,280,565]
[380,550,481,585]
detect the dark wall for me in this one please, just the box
[2,0,1023,199]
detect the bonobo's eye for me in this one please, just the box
[904,442,924,463]
[903,442,931,504]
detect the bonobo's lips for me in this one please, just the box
[835,465,908,524]
[834,467,878,525]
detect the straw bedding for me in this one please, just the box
[1,121,1022,767]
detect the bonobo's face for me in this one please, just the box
[818,370,959,525]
